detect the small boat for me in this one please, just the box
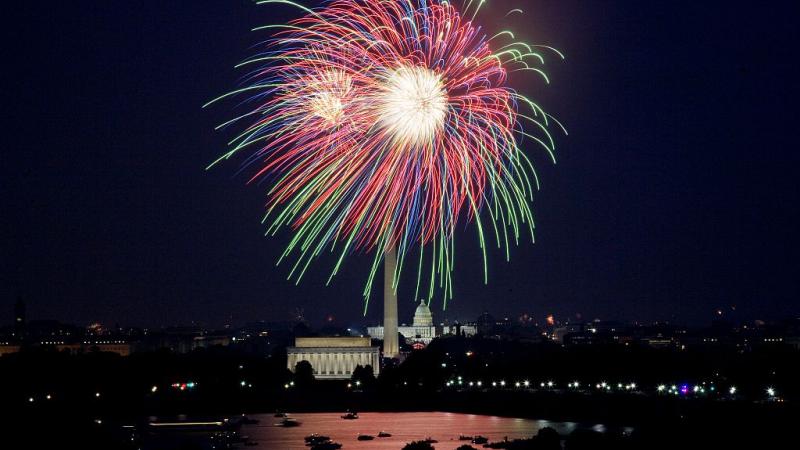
[305,434,331,444]
[341,411,359,420]
[241,415,260,424]
[472,435,489,444]
[422,437,438,444]
[377,431,392,437]
[310,442,342,450]
[274,411,287,418]
[459,435,474,440]
[279,418,301,427]
[358,434,375,441]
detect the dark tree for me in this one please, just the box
[536,427,561,450]
[294,360,315,387]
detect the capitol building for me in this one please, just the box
[367,299,476,345]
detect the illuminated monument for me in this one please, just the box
[383,247,399,358]
[368,299,477,346]
[286,337,380,380]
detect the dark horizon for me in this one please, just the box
[2,0,799,328]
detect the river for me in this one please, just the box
[238,412,630,449]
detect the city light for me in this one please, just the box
[729,386,737,395]
[766,387,776,397]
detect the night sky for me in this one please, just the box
[2,1,798,328]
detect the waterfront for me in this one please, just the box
[237,412,631,449]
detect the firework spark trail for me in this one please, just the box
[206,0,565,311]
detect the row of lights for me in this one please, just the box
[444,378,781,400]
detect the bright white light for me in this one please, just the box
[729,386,737,395]
[766,387,776,397]
[657,385,666,392]
[378,66,447,145]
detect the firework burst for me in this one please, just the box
[206,0,565,310]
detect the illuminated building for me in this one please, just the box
[368,299,477,346]
[286,336,380,380]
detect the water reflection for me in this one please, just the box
[241,412,620,450]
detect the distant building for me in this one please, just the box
[56,341,132,356]
[367,299,476,345]
[286,336,380,380]
[137,327,231,353]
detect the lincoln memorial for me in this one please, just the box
[286,336,380,380]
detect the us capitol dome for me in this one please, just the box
[412,299,434,327]
[367,299,476,346]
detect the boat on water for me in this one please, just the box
[357,434,375,441]
[278,418,301,427]
[459,435,474,440]
[274,411,287,418]
[377,431,392,437]
[240,415,259,424]
[423,437,438,443]
[472,435,489,444]
[341,411,359,420]
[305,434,331,444]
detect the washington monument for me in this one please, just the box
[383,246,399,358]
